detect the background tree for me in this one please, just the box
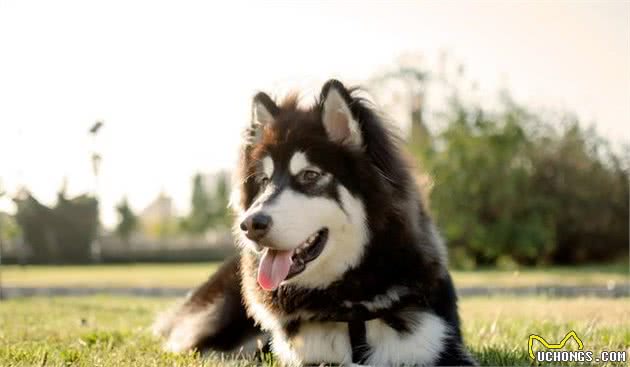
[208,171,230,228]
[374,60,629,268]
[181,173,212,234]
[115,197,137,244]
[181,171,232,235]
[13,188,98,264]
[425,94,629,267]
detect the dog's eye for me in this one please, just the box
[298,170,321,184]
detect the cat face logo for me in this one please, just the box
[528,330,584,361]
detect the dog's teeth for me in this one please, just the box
[297,231,322,252]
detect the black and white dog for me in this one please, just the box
[154,80,475,366]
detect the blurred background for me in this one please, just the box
[0,2,628,365]
[0,0,627,271]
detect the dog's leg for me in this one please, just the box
[153,255,265,354]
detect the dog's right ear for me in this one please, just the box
[246,92,278,145]
[245,92,279,146]
[320,80,363,150]
[252,92,278,125]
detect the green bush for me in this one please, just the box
[414,95,629,267]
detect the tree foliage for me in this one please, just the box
[115,197,137,243]
[374,58,628,267]
[181,172,231,235]
[13,190,98,263]
[413,94,629,267]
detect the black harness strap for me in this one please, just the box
[348,320,369,364]
[307,294,422,364]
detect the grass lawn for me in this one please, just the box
[2,262,627,288]
[1,263,221,288]
[0,295,628,366]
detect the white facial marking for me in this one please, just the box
[366,312,449,366]
[289,151,310,175]
[282,185,368,288]
[237,159,368,285]
[262,156,274,178]
[259,189,334,251]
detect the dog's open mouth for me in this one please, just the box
[257,228,328,291]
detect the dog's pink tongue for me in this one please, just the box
[257,249,293,291]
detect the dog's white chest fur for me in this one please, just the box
[271,312,449,366]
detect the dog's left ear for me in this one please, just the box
[320,80,363,149]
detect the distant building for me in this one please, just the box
[140,192,173,223]
[138,192,176,239]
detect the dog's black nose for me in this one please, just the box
[240,213,272,241]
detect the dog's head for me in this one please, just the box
[232,80,407,291]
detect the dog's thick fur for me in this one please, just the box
[154,80,475,366]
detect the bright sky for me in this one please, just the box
[1,0,628,228]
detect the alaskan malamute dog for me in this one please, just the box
[154,80,475,366]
